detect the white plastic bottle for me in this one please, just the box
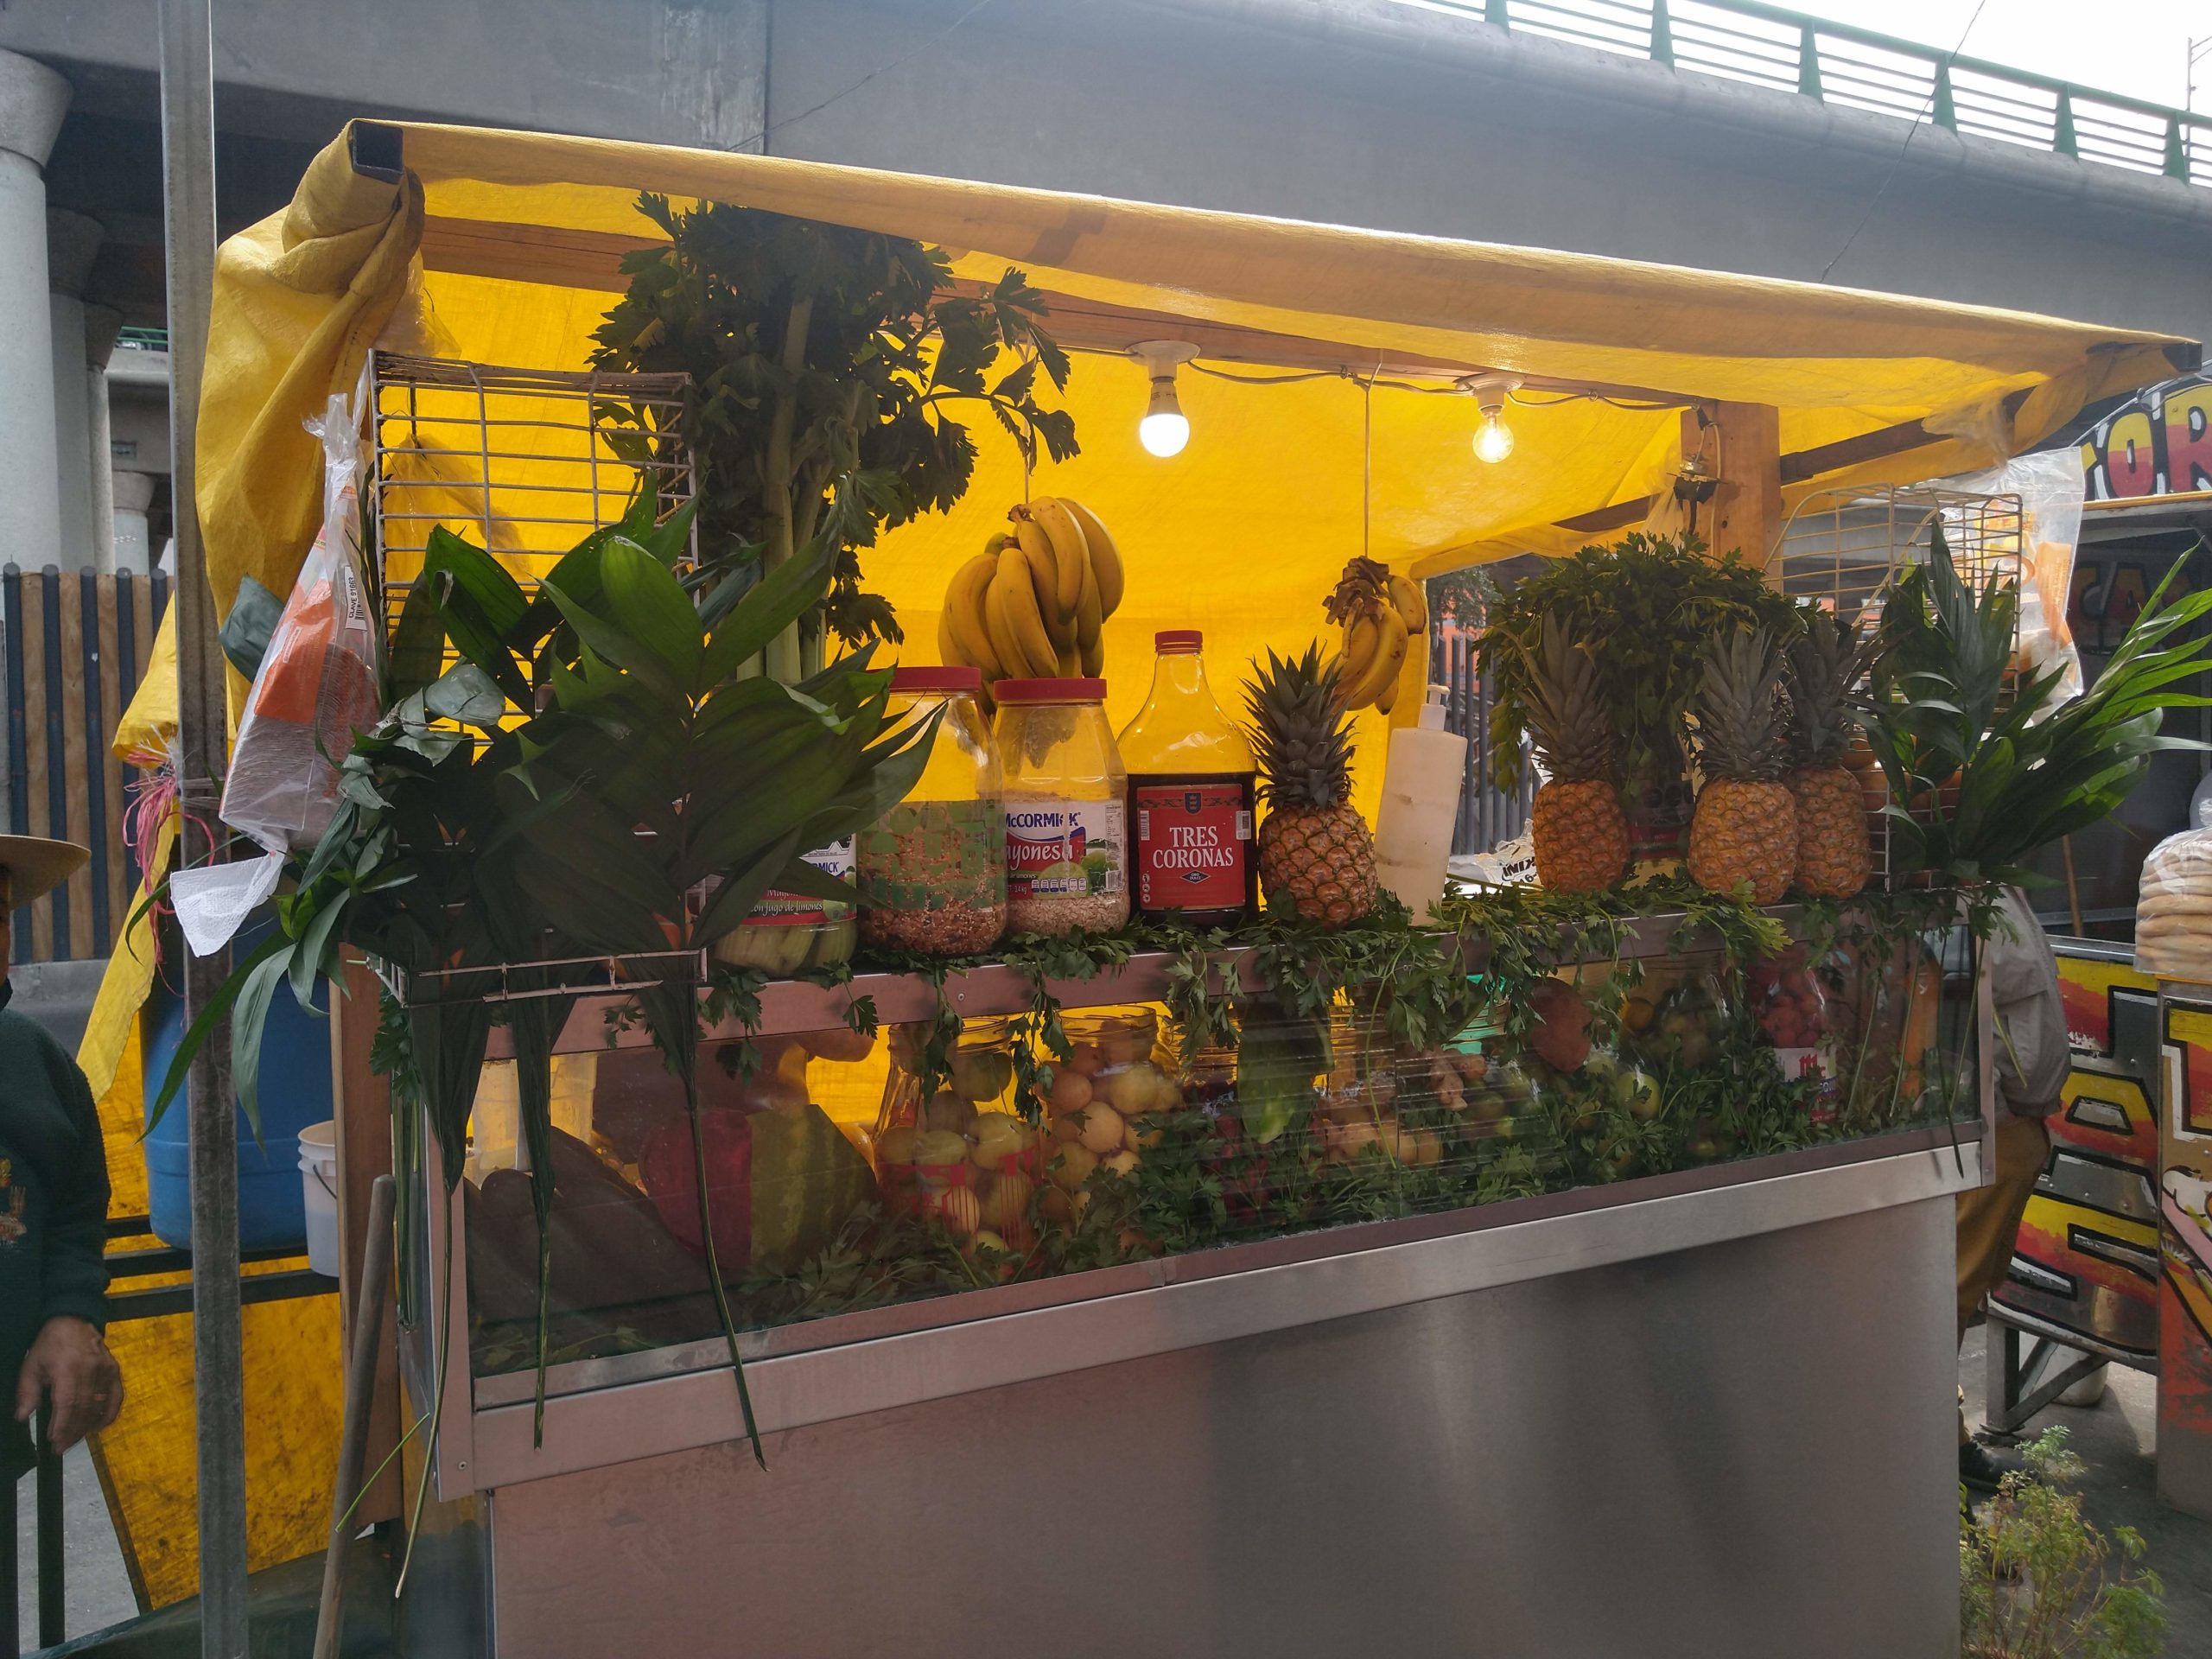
[1374,686,1467,923]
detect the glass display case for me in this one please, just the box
[391,905,1988,1498]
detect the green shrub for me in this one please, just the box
[1961,1428,2166,1658]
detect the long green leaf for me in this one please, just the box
[701,537,838,683]
[145,930,292,1135]
[599,537,705,689]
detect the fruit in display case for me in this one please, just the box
[1783,607,1875,899]
[1525,977,1594,1072]
[873,1020,1042,1246]
[1322,555,1427,715]
[1620,970,1732,1071]
[938,496,1125,695]
[1686,627,1797,906]
[1520,613,1630,893]
[1245,644,1378,925]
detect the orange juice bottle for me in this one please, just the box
[1116,630,1258,926]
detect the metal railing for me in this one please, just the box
[1423,0,2212,188]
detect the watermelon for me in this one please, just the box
[639,1108,755,1272]
[748,1103,876,1273]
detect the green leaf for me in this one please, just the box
[144,929,291,1136]
[424,663,509,730]
[702,537,838,684]
[598,537,705,689]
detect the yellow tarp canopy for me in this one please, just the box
[198,118,2196,766]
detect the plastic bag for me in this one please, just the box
[2134,828,2212,982]
[219,391,381,853]
[1942,452,2084,710]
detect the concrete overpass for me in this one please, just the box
[3,0,2211,575]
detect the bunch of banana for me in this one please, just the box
[1321,554,1427,715]
[938,496,1125,702]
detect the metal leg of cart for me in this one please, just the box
[1982,1310,2114,1439]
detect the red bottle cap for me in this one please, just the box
[1154,630,1202,652]
[892,665,983,693]
[992,677,1108,703]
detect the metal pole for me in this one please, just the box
[156,0,250,1654]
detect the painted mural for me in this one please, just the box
[1996,948,2162,1362]
[2079,373,2212,502]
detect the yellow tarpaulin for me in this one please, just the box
[105,116,2196,1595]
[198,118,2194,781]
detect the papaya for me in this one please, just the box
[747,1102,878,1273]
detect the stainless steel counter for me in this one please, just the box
[437,1141,1973,1658]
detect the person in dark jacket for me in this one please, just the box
[2,836,121,1475]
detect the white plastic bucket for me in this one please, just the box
[297,1120,340,1279]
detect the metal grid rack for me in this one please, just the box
[1776,485,2023,885]
[367,353,697,630]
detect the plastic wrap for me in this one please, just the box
[2136,828,2212,982]
[1944,452,2085,709]
[218,391,381,852]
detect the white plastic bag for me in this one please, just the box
[1942,452,2085,710]
[219,391,381,853]
[2135,828,2212,982]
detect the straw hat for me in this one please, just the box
[0,836,90,906]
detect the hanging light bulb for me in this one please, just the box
[1465,374,1522,465]
[1474,410,1515,464]
[1130,340,1198,458]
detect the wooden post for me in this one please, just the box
[1684,402,1783,575]
[329,952,403,1525]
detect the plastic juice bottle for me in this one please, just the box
[1373,685,1467,922]
[1116,630,1259,926]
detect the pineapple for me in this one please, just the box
[1245,644,1378,925]
[1783,607,1873,898]
[1521,613,1628,892]
[1687,628,1797,906]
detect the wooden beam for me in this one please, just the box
[1687,400,1783,571]
[329,953,402,1526]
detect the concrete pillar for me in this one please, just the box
[0,50,70,570]
[86,302,120,575]
[112,469,154,572]
[48,208,102,571]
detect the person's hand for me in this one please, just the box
[15,1316,123,1452]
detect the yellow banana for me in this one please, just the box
[1061,499,1123,618]
[1074,555,1103,651]
[1056,646,1082,677]
[1027,497,1090,623]
[1079,637,1105,677]
[1342,607,1408,710]
[944,552,1001,672]
[991,547,1059,677]
[938,610,966,669]
[1387,573,1428,635]
[1010,517,1077,652]
[1374,671,1400,717]
[1339,613,1382,702]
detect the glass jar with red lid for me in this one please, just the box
[993,677,1130,937]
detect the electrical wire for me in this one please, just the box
[728,0,1001,154]
[1818,0,1992,283]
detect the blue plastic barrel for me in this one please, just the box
[141,913,333,1253]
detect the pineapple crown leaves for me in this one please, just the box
[1690,626,1790,784]
[1520,612,1615,784]
[1243,642,1357,810]
[1323,555,1390,626]
[1783,603,1873,767]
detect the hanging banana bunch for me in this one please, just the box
[1322,555,1427,714]
[938,497,1125,708]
